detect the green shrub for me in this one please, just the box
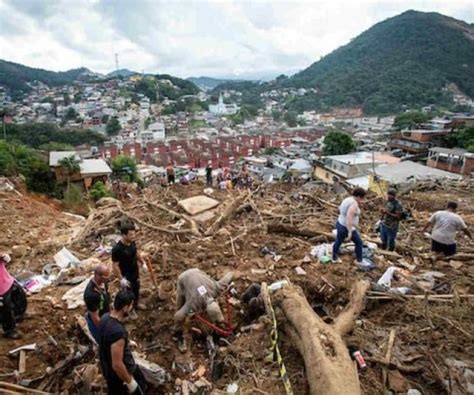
[89,181,110,201]
[63,183,84,206]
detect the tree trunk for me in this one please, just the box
[272,280,370,395]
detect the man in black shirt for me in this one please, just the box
[205,164,213,186]
[112,223,155,316]
[98,290,146,394]
[83,264,111,342]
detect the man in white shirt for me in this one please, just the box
[422,201,472,257]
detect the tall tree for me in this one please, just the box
[284,111,298,127]
[59,155,80,195]
[106,116,122,136]
[323,131,356,155]
[393,111,431,130]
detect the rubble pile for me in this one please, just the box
[0,179,473,394]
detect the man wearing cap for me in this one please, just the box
[380,189,404,252]
[174,268,233,352]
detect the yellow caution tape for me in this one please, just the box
[267,292,294,395]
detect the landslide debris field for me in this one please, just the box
[0,179,473,395]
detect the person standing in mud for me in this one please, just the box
[422,201,472,257]
[112,222,155,319]
[206,163,213,187]
[0,252,21,339]
[332,188,366,264]
[379,189,404,252]
[98,290,146,394]
[166,163,175,185]
[84,264,111,341]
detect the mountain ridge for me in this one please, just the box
[0,59,94,97]
[284,10,474,114]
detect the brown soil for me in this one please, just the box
[0,180,473,394]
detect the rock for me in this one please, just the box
[79,257,101,272]
[387,370,409,392]
[96,197,121,207]
[12,245,29,257]
[295,266,307,276]
[240,322,265,332]
[158,280,173,300]
[449,260,463,270]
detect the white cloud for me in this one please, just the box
[0,0,472,78]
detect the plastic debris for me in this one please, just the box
[54,247,81,269]
[226,382,239,393]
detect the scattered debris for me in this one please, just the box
[0,179,472,394]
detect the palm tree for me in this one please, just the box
[59,155,80,195]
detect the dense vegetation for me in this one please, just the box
[111,155,138,182]
[211,81,265,112]
[443,126,474,152]
[0,59,89,97]
[322,131,356,155]
[3,123,105,148]
[285,11,474,115]
[133,75,199,103]
[0,140,58,195]
[392,111,432,130]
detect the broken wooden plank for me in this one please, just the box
[0,381,51,394]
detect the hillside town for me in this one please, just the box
[1,5,474,395]
[1,73,473,193]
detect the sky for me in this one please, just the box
[0,0,473,79]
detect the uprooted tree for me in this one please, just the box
[269,280,370,395]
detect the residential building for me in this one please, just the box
[368,161,459,195]
[141,121,165,143]
[451,116,474,128]
[49,151,111,189]
[388,129,451,155]
[427,147,474,177]
[314,152,400,184]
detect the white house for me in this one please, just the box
[141,121,165,142]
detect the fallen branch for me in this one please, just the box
[0,381,51,394]
[419,253,474,262]
[117,207,194,236]
[300,193,339,209]
[367,292,474,302]
[267,223,334,240]
[364,357,423,373]
[382,330,396,387]
[205,193,249,236]
[145,198,202,237]
[272,280,370,395]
